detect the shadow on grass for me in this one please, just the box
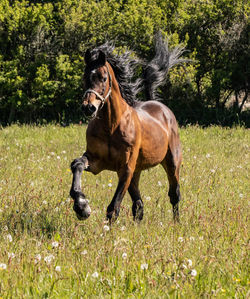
[1,208,73,239]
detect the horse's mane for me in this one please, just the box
[95,43,143,106]
[91,34,188,106]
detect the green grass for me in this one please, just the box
[0,125,249,298]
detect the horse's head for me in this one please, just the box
[82,49,112,119]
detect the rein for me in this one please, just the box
[83,66,112,109]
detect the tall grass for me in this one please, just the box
[0,125,249,298]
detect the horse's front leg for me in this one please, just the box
[106,167,134,223]
[70,154,91,220]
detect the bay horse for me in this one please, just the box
[70,34,185,223]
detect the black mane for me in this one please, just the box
[87,34,188,106]
[95,43,143,106]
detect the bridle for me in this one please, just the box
[83,65,112,109]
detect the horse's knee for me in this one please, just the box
[71,155,89,172]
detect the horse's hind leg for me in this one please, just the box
[162,140,182,222]
[128,171,144,221]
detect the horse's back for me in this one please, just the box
[135,100,178,134]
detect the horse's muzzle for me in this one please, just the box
[82,104,96,119]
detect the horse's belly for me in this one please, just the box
[137,119,169,169]
[138,143,168,170]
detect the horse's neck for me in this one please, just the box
[100,65,128,134]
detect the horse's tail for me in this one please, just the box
[143,32,187,101]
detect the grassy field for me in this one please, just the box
[0,125,249,298]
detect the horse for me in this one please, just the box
[70,34,185,223]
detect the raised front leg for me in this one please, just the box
[70,155,91,220]
[106,167,134,223]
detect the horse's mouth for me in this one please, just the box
[83,112,96,121]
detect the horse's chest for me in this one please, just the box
[86,136,125,173]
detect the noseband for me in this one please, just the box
[83,66,112,108]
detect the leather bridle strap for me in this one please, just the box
[83,66,112,108]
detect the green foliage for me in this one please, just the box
[0,0,249,125]
[0,125,249,297]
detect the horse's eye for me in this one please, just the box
[103,77,107,82]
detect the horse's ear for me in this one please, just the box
[85,49,91,65]
[98,50,106,66]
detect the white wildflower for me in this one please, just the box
[3,225,8,231]
[206,153,211,158]
[122,253,127,259]
[52,241,59,248]
[57,156,60,160]
[92,272,99,278]
[62,150,66,154]
[190,236,195,241]
[158,181,162,186]
[141,263,148,270]
[145,196,151,201]
[239,194,243,198]
[8,252,15,259]
[42,200,47,205]
[108,183,112,187]
[34,254,42,264]
[182,264,187,269]
[5,234,13,242]
[55,266,61,272]
[210,169,215,173]
[44,254,55,265]
[0,263,7,270]
[187,259,193,267]
[178,237,184,243]
[120,226,126,231]
[103,225,110,232]
[190,269,197,277]
[81,250,87,255]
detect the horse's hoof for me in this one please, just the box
[73,196,91,220]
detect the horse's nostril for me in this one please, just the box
[89,104,96,113]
